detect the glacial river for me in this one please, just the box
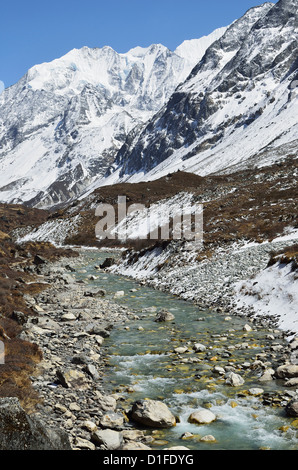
[74,250,298,451]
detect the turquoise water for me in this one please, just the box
[74,250,298,450]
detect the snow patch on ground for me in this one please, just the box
[16,215,81,247]
[234,261,298,335]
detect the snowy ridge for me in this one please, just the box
[0,28,227,208]
[99,0,298,187]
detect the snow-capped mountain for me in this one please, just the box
[0,27,227,208]
[98,0,298,186]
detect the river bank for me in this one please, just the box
[7,246,298,451]
[110,232,298,339]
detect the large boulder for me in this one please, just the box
[188,409,216,425]
[275,364,298,379]
[0,397,71,450]
[129,400,176,428]
[92,429,123,450]
[285,398,298,417]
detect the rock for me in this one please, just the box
[114,291,125,298]
[154,309,175,322]
[99,411,124,429]
[259,368,275,382]
[56,368,88,389]
[11,310,27,325]
[74,437,96,450]
[84,364,100,380]
[193,343,206,352]
[200,434,216,442]
[85,322,113,338]
[213,366,225,375]
[95,393,117,411]
[285,378,298,387]
[243,324,252,332]
[82,420,98,432]
[121,442,152,450]
[188,409,216,425]
[92,429,123,450]
[71,354,90,365]
[174,346,188,354]
[275,364,298,379]
[122,429,147,442]
[248,388,264,396]
[225,372,245,387]
[100,258,116,269]
[130,400,176,428]
[61,312,76,322]
[285,399,298,417]
[0,398,71,450]
[33,254,47,266]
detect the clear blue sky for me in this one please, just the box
[0,0,277,88]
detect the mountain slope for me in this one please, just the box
[99,0,298,186]
[0,28,227,209]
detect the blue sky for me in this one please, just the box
[0,0,277,88]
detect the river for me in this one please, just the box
[73,249,298,451]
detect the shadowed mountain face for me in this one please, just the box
[105,0,297,184]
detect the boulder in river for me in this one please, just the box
[154,309,175,323]
[188,409,216,425]
[285,398,298,417]
[275,364,298,380]
[100,257,116,269]
[129,399,176,428]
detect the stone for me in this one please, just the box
[121,442,152,450]
[259,368,275,382]
[285,378,298,387]
[200,434,216,442]
[188,409,216,425]
[114,291,125,298]
[96,393,117,411]
[61,313,76,322]
[193,343,206,352]
[82,420,98,432]
[243,324,252,332]
[122,430,146,442]
[174,346,188,354]
[285,399,298,418]
[100,258,116,269]
[92,429,123,450]
[248,388,264,396]
[0,398,71,450]
[56,368,88,389]
[225,372,245,387]
[74,437,96,451]
[154,309,175,322]
[84,364,100,380]
[275,364,298,379]
[99,411,124,429]
[213,366,225,375]
[130,400,176,428]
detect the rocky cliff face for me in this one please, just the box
[104,0,297,184]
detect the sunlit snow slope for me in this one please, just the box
[0,27,227,208]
